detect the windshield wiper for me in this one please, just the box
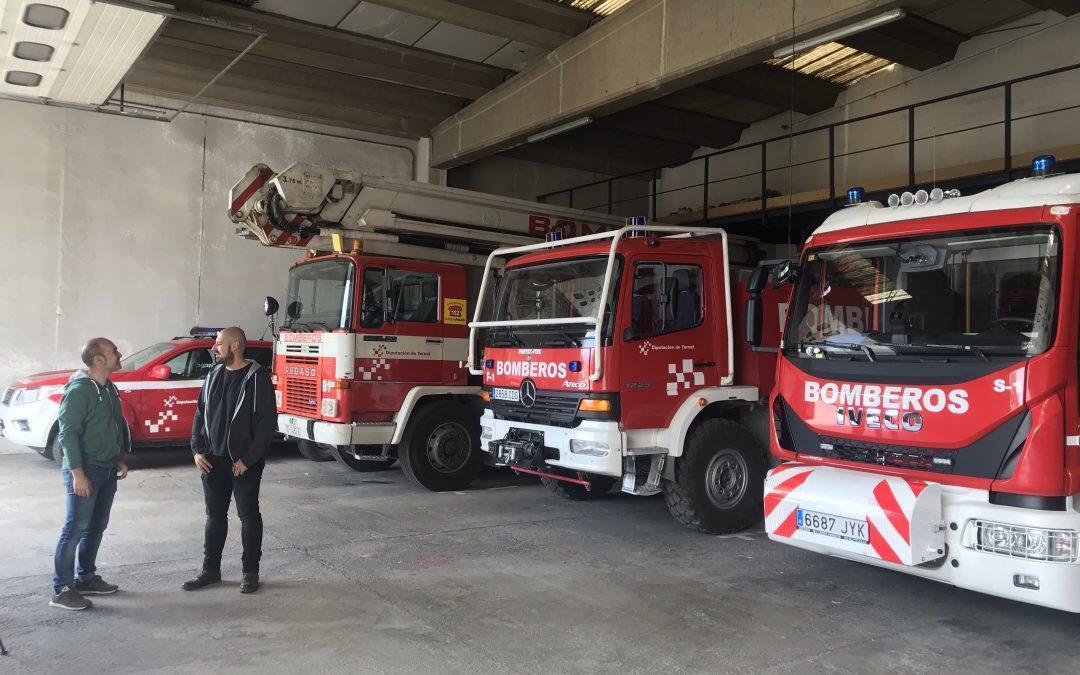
[540,330,582,348]
[820,339,878,362]
[899,343,990,362]
[490,329,523,347]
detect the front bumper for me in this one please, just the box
[0,400,57,448]
[278,414,395,447]
[766,463,1080,613]
[480,409,623,477]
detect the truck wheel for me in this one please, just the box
[541,470,616,501]
[330,444,395,472]
[663,418,764,534]
[296,439,335,462]
[399,400,482,491]
[37,428,60,461]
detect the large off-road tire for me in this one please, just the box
[399,400,482,491]
[330,444,395,472]
[663,418,765,534]
[296,439,335,462]
[540,469,617,501]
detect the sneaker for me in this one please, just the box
[73,575,119,595]
[181,570,221,591]
[240,573,259,594]
[49,586,92,611]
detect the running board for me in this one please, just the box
[621,455,664,496]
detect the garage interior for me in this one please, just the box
[3,0,1080,671]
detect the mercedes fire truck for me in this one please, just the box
[468,222,784,532]
[228,163,622,491]
[751,155,1080,612]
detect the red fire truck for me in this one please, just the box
[228,163,622,490]
[750,155,1080,612]
[469,222,784,532]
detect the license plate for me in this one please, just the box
[491,387,520,402]
[282,417,303,438]
[796,508,868,543]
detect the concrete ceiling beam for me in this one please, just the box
[699,64,844,116]
[1025,0,1080,16]
[839,14,966,71]
[597,103,747,150]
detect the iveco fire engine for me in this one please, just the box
[750,155,1080,612]
[228,163,622,491]
[468,221,784,532]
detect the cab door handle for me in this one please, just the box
[426,338,443,344]
[694,361,716,368]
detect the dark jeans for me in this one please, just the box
[201,454,264,574]
[53,464,118,593]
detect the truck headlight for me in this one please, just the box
[570,439,610,457]
[274,390,282,408]
[321,398,338,417]
[967,520,1078,563]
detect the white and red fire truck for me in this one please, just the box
[228,163,622,491]
[468,221,784,532]
[752,155,1080,612]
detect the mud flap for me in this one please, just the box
[764,463,945,566]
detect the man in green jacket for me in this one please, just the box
[50,337,130,611]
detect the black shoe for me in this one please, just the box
[240,573,259,594]
[73,574,119,595]
[49,586,92,610]
[182,570,221,591]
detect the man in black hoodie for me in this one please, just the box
[183,326,276,594]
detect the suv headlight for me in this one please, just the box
[16,385,61,406]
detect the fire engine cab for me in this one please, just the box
[228,163,622,491]
[752,155,1080,612]
[470,222,783,533]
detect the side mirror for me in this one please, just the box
[149,364,171,380]
[773,260,800,288]
[747,265,771,294]
[286,300,302,319]
[744,297,763,347]
[264,296,279,317]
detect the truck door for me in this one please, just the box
[618,255,717,430]
[356,265,444,415]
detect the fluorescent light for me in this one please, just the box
[527,116,593,143]
[0,0,166,106]
[772,9,905,59]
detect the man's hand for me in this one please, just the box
[116,457,128,480]
[233,459,248,477]
[194,453,212,474]
[72,469,92,498]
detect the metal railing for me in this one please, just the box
[537,62,1080,225]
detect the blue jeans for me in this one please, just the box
[53,464,118,593]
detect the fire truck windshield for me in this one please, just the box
[784,225,1059,361]
[283,258,355,331]
[492,256,621,348]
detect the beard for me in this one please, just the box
[215,351,237,366]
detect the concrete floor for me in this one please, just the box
[1,440,1077,674]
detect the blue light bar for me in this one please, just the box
[625,216,646,227]
[846,186,865,205]
[546,229,564,242]
[190,326,224,337]
[1031,154,1056,177]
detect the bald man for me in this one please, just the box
[184,327,276,594]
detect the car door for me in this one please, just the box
[136,347,211,444]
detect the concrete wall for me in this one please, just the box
[447,154,606,203]
[0,98,414,388]
[654,11,1080,217]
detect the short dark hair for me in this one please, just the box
[80,338,113,368]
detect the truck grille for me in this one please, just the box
[818,435,958,474]
[1,387,13,406]
[491,394,581,428]
[283,356,319,416]
[285,343,321,356]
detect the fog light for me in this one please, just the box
[274,391,282,409]
[967,520,1079,562]
[14,419,29,432]
[321,398,338,417]
[1014,574,1040,590]
[570,439,610,457]
[481,427,492,442]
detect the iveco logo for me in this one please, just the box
[519,379,537,408]
[836,406,924,432]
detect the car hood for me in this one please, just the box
[8,369,142,389]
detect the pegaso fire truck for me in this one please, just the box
[468,221,784,532]
[228,163,623,491]
[750,154,1080,612]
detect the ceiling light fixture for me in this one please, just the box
[772,9,906,59]
[527,116,594,143]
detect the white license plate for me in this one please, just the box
[491,387,520,402]
[283,417,304,438]
[796,508,868,543]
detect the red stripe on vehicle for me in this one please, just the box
[229,167,273,215]
[872,480,910,545]
[769,462,805,477]
[907,479,927,498]
[867,518,902,564]
[764,469,812,519]
[772,509,799,538]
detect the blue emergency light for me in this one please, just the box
[1031,154,1056,177]
[546,229,564,242]
[189,326,225,337]
[846,186,865,205]
[626,215,647,237]
[484,359,494,369]
[568,361,582,373]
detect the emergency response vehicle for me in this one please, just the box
[228,163,623,490]
[0,330,271,460]
[750,155,1080,612]
[468,222,784,533]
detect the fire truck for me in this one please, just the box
[750,154,1080,612]
[468,221,784,532]
[228,163,623,491]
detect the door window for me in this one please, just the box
[162,349,214,380]
[628,262,703,339]
[389,270,439,323]
[360,268,385,329]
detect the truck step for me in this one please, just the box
[621,454,664,496]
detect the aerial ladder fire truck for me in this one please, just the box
[748,154,1080,612]
[228,162,623,491]
[468,219,785,532]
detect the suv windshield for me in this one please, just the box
[284,258,355,330]
[120,343,176,371]
[785,225,1059,361]
[491,256,621,348]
